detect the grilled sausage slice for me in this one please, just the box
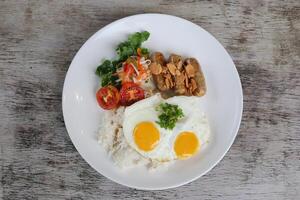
[150,52,169,91]
[185,58,206,96]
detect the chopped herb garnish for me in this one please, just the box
[96,60,115,77]
[100,72,120,88]
[116,31,150,61]
[140,47,149,55]
[96,60,119,87]
[155,103,184,130]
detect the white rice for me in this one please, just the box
[98,104,171,170]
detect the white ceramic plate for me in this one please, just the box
[62,14,243,190]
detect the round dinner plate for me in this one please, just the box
[62,14,243,190]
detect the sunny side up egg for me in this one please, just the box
[122,93,210,162]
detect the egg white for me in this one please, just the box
[123,93,210,162]
[123,94,175,161]
[165,96,210,156]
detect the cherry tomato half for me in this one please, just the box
[120,82,145,106]
[96,86,120,110]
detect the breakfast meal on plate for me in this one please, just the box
[95,31,210,169]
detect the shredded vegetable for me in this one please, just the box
[95,31,150,88]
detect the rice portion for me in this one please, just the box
[98,107,147,168]
[98,106,173,170]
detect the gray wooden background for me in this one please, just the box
[1,0,299,199]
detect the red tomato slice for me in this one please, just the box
[96,86,120,110]
[120,82,145,106]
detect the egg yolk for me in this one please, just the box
[174,131,200,159]
[134,122,160,152]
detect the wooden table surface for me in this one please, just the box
[1,0,299,199]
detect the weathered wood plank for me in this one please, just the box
[0,0,299,199]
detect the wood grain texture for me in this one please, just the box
[0,0,299,199]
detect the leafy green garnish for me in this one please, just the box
[96,60,115,76]
[101,72,120,87]
[141,47,149,55]
[95,31,150,87]
[116,31,150,61]
[96,60,119,87]
[155,103,184,130]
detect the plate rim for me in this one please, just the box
[62,13,243,190]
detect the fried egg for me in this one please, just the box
[123,93,210,162]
